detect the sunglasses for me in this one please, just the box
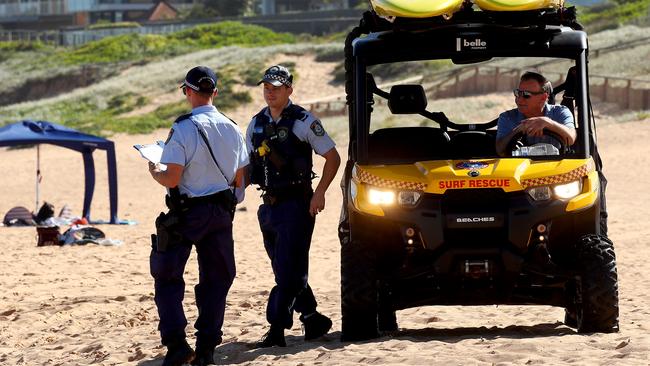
[181,85,187,95]
[513,88,545,99]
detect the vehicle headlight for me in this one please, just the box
[553,180,582,199]
[398,191,421,207]
[367,187,395,205]
[527,180,582,201]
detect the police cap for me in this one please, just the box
[258,65,293,88]
[181,66,218,93]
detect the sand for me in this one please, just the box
[1,77,650,364]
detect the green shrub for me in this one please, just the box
[217,71,252,110]
[106,93,148,114]
[61,33,182,64]
[169,21,295,49]
[315,48,343,62]
[0,41,48,62]
[580,0,650,31]
[0,41,46,52]
[59,21,295,66]
[238,62,267,86]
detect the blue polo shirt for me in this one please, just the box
[496,104,575,146]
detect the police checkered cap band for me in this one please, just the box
[263,73,292,87]
[258,65,293,87]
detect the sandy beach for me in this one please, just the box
[1,83,650,365]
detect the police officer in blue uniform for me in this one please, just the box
[148,66,249,366]
[246,65,341,347]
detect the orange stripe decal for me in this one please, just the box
[356,168,428,191]
[520,164,591,189]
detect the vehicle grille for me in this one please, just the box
[442,188,508,212]
[442,188,508,245]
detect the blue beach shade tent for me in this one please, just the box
[0,120,119,224]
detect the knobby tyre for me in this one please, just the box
[576,234,619,333]
[341,239,380,341]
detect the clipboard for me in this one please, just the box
[134,140,165,164]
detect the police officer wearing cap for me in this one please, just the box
[246,64,341,347]
[148,66,249,366]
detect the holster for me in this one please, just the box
[165,192,189,212]
[220,189,237,220]
[153,211,183,252]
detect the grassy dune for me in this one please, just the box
[0,21,647,136]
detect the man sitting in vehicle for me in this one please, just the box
[496,71,577,156]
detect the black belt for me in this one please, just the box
[262,186,312,205]
[186,190,230,206]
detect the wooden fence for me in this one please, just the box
[304,66,650,116]
[426,66,650,111]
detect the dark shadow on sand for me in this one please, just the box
[138,322,576,365]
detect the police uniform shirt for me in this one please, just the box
[245,100,336,156]
[161,105,249,198]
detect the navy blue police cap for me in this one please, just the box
[258,65,293,87]
[181,66,217,93]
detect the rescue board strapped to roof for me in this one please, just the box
[370,0,565,18]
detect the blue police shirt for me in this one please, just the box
[245,100,336,155]
[161,105,249,198]
[496,103,575,146]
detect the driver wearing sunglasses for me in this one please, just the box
[496,71,577,156]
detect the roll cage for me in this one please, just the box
[346,9,593,165]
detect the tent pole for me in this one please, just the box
[36,144,40,212]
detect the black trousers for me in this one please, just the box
[257,197,318,329]
[150,202,235,347]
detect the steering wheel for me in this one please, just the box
[505,129,568,156]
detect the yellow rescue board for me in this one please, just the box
[370,0,564,18]
[474,0,563,11]
[370,0,464,18]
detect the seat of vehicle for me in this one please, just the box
[368,126,450,163]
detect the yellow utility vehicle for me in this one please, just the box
[339,5,618,341]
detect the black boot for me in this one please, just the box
[191,347,214,366]
[300,312,332,340]
[191,337,220,366]
[255,325,286,348]
[162,339,195,366]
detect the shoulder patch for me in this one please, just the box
[165,128,174,144]
[310,120,325,136]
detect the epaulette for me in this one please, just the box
[283,104,309,121]
[174,113,192,124]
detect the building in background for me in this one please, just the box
[0,0,364,38]
[0,0,188,29]
[260,0,363,15]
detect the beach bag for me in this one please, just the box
[36,226,61,246]
[3,206,36,226]
[35,202,55,225]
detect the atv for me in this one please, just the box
[339,7,619,341]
